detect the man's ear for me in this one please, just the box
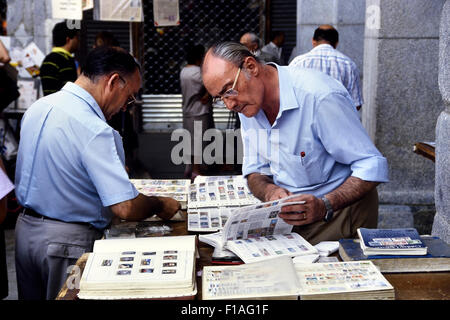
[243,56,260,77]
[107,73,121,89]
[103,73,120,96]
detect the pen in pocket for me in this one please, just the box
[300,151,305,166]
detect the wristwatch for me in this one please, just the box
[321,196,334,222]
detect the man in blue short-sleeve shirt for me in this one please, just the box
[202,42,388,245]
[14,47,180,300]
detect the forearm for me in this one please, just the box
[247,173,287,202]
[323,176,379,212]
[109,193,163,221]
[278,176,379,226]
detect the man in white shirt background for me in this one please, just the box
[290,25,363,112]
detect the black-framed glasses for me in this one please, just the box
[118,75,137,106]
[212,64,242,105]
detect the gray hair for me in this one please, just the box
[208,41,260,67]
[245,32,262,49]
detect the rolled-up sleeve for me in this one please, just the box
[81,127,138,207]
[314,92,389,183]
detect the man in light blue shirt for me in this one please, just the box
[14,47,180,300]
[202,42,388,244]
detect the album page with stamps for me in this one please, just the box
[188,175,261,209]
[202,257,394,300]
[294,260,395,300]
[131,179,191,210]
[202,256,300,300]
[77,235,197,299]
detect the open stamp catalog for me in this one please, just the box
[199,195,318,263]
[202,256,394,300]
[77,235,197,299]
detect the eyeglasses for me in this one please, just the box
[118,75,137,106]
[125,93,136,106]
[212,64,242,105]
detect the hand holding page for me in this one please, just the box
[199,195,318,263]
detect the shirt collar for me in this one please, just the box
[269,42,279,49]
[312,43,334,51]
[267,63,298,113]
[52,47,73,58]
[61,82,106,122]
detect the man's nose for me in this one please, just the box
[224,98,238,111]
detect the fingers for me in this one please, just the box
[158,197,181,220]
[278,211,310,226]
[267,187,291,202]
[278,194,321,225]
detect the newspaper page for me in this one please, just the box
[52,0,83,19]
[98,0,143,22]
[153,0,180,26]
[221,195,304,241]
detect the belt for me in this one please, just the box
[23,207,94,229]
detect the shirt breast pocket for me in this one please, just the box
[277,151,325,187]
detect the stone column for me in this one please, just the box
[7,0,58,54]
[362,0,445,207]
[294,0,366,72]
[432,0,450,243]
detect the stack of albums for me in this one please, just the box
[187,175,261,232]
[77,236,197,300]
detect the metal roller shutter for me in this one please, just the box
[140,0,265,132]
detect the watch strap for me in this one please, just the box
[321,196,334,222]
